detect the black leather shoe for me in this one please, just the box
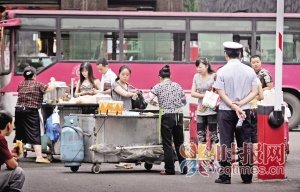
[215,178,231,184]
[181,166,188,175]
[242,180,252,184]
[160,170,175,175]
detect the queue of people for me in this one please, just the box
[1,40,274,192]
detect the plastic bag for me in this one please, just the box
[132,90,148,109]
[202,91,220,109]
[45,107,61,143]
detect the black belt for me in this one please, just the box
[15,106,37,110]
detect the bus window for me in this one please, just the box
[283,21,300,63]
[255,34,276,63]
[124,19,185,31]
[61,31,119,61]
[20,18,56,29]
[255,33,298,63]
[283,34,300,63]
[60,18,119,61]
[190,33,230,62]
[191,20,252,31]
[123,18,186,61]
[123,32,185,61]
[15,31,57,73]
[232,34,252,62]
[61,18,119,30]
[256,20,300,63]
[190,19,252,62]
[191,33,251,62]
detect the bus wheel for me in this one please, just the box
[283,92,300,130]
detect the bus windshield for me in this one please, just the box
[15,30,57,73]
[14,17,57,73]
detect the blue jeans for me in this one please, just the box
[0,167,25,192]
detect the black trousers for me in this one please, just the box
[197,114,218,132]
[161,113,185,174]
[217,110,253,182]
[250,108,258,143]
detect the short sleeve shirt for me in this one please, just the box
[16,79,48,109]
[0,135,13,168]
[111,81,133,110]
[151,80,185,114]
[100,69,117,91]
[257,68,273,89]
[193,73,216,116]
[213,59,258,110]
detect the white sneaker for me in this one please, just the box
[24,144,32,149]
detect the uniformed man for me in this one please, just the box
[213,41,258,184]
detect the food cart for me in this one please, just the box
[40,82,164,169]
[61,112,163,173]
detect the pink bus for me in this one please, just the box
[0,10,300,129]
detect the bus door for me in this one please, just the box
[0,18,20,76]
[0,18,20,110]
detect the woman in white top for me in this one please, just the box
[75,62,101,97]
[191,58,219,144]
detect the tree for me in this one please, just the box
[184,0,198,12]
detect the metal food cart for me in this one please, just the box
[61,113,164,173]
[32,104,99,160]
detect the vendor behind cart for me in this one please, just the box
[96,58,117,95]
[147,65,186,175]
[75,62,101,97]
[14,66,55,163]
[111,65,138,111]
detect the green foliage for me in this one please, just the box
[184,0,198,12]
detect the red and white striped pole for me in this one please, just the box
[257,1,286,180]
[268,0,284,127]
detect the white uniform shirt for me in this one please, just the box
[100,68,117,91]
[213,59,258,110]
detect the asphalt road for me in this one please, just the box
[7,131,299,192]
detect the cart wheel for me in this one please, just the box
[91,164,101,174]
[23,151,27,159]
[71,166,79,172]
[144,163,153,171]
[47,154,53,162]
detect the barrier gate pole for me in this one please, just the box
[257,0,286,180]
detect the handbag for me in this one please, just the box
[131,90,148,109]
[202,90,220,109]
